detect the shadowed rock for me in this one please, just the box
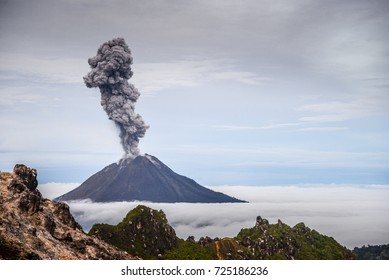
[0,164,137,260]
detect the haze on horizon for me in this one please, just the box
[0,0,388,186]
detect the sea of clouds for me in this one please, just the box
[38,183,389,249]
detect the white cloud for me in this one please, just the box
[0,86,44,105]
[0,52,87,84]
[171,145,389,169]
[38,182,80,199]
[299,126,348,132]
[132,59,268,95]
[214,123,300,131]
[214,123,349,133]
[56,184,389,249]
[299,94,389,123]
[0,52,267,97]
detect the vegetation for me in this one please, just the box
[163,239,215,260]
[89,206,356,260]
[353,244,389,260]
[89,205,178,259]
[236,219,355,260]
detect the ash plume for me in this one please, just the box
[83,38,148,160]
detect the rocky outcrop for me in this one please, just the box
[233,217,355,260]
[8,164,38,192]
[89,206,355,260]
[164,216,355,260]
[0,165,137,260]
[89,205,178,259]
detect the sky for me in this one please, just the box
[1,0,389,185]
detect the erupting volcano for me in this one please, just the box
[57,38,244,203]
[57,154,244,203]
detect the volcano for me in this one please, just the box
[56,154,244,203]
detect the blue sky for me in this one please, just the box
[0,0,388,185]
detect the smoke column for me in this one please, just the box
[83,38,149,160]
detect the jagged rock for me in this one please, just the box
[18,189,42,214]
[255,216,269,233]
[236,219,355,260]
[186,236,196,243]
[89,205,177,259]
[89,206,355,260]
[198,236,214,246]
[8,164,38,192]
[52,202,80,230]
[0,165,137,260]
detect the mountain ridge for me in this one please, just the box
[89,204,356,260]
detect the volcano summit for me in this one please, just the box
[57,39,244,203]
[57,154,244,203]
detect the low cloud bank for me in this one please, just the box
[38,182,80,199]
[38,184,389,249]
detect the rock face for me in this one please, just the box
[0,165,136,260]
[232,217,355,260]
[89,205,177,259]
[89,206,356,260]
[9,164,38,192]
[57,154,245,203]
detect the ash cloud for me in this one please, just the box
[83,38,148,159]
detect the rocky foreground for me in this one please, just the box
[1,164,356,260]
[0,164,137,259]
[90,205,356,260]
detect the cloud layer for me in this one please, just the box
[39,183,389,249]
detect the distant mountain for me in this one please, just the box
[56,154,244,203]
[353,244,389,260]
[0,164,135,260]
[89,205,356,260]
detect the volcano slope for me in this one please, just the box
[57,154,244,203]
